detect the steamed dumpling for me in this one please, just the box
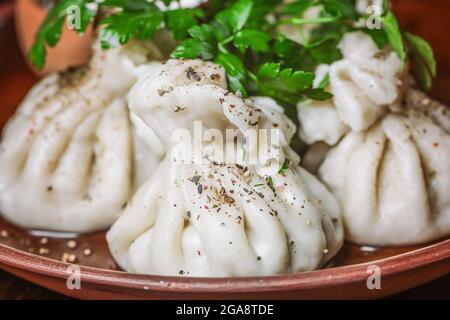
[298,65,350,145]
[0,40,164,233]
[107,59,344,277]
[319,87,450,246]
[298,32,405,145]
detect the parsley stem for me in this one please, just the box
[217,35,236,54]
[218,42,229,54]
[221,36,235,45]
[278,17,337,26]
[247,71,258,83]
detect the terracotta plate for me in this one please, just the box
[0,217,450,299]
[0,0,450,300]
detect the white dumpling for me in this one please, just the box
[0,40,164,233]
[107,59,344,277]
[298,65,350,145]
[319,87,450,246]
[298,32,405,145]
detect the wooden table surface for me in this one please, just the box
[0,0,450,300]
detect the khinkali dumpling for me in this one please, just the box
[107,59,344,277]
[319,87,450,246]
[0,40,164,233]
[298,32,406,145]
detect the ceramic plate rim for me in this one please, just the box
[1,239,449,293]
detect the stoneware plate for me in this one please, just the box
[0,0,450,299]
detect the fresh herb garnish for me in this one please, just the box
[404,32,437,91]
[278,159,290,174]
[29,0,96,69]
[99,8,164,49]
[266,176,274,190]
[381,10,406,60]
[29,0,437,102]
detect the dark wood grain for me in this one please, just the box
[387,273,450,300]
[0,269,68,300]
[0,0,449,300]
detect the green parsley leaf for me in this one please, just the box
[317,72,330,89]
[382,0,389,14]
[172,38,216,60]
[246,0,282,30]
[282,0,314,15]
[166,9,203,40]
[216,0,253,33]
[233,29,271,52]
[363,28,388,49]
[258,62,281,78]
[100,0,158,11]
[29,0,96,69]
[382,11,406,60]
[215,53,248,95]
[188,24,216,42]
[278,159,290,174]
[44,16,65,47]
[172,23,218,60]
[308,38,342,64]
[29,0,436,109]
[266,176,274,190]
[99,8,164,49]
[272,35,305,67]
[28,41,47,70]
[304,88,333,100]
[405,32,437,91]
[322,0,358,20]
[210,20,233,41]
[257,63,315,104]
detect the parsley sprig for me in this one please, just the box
[171,0,339,102]
[29,0,437,105]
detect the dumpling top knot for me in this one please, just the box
[338,31,404,81]
[128,59,264,140]
[128,59,300,176]
[298,31,407,146]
